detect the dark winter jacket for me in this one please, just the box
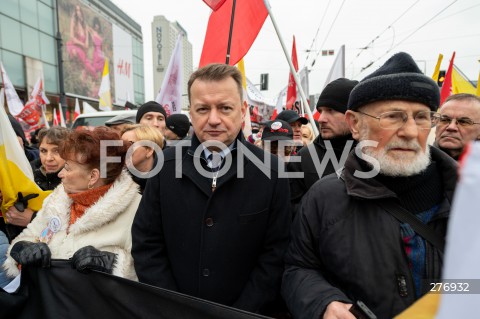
[282,147,457,319]
[288,135,355,214]
[31,159,62,191]
[132,133,291,314]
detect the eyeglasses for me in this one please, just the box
[437,115,480,127]
[357,110,440,130]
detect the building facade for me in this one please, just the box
[151,15,193,110]
[0,0,144,115]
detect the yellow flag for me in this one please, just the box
[98,59,112,111]
[0,91,51,219]
[236,59,252,137]
[394,293,441,319]
[431,54,443,81]
[477,69,480,96]
[452,66,476,95]
[237,59,247,89]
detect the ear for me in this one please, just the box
[90,168,101,186]
[345,110,361,140]
[241,100,248,120]
[145,146,155,159]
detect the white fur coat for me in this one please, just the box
[3,171,141,280]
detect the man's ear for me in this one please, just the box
[241,100,248,121]
[345,110,361,140]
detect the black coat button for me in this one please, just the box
[205,218,214,227]
[202,268,210,277]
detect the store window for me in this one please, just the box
[39,0,53,7]
[0,16,22,54]
[38,2,54,35]
[21,24,41,60]
[43,63,58,93]
[19,0,38,29]
[2,50,25,87]
[40,33,56,65]
[0,0,20,20]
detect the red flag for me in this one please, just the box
[74,98,80,120]
[286,36,299,110]
[199,0,267,67]
[440,52,456,106]
[53,107,59,126]
[202,0,227,11]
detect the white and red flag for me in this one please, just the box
[21,76,50,129]
[440,52,456,106]
[155,34,183,116]
[53,107,59,127]
[286,36,299,110]
[0,62,24,116]
[199,0,267,66]
[202,0,227,11]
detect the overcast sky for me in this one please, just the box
[110,0,480,102]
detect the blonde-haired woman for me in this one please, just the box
[301,123,315,147]
[121,125,164,193]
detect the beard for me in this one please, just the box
[359,125,431,177]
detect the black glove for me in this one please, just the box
[71,246,117,274]
[14,192,39,212]
[10,241,51,268]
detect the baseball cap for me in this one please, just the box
[261,120,293,141]
[276,110,308,125]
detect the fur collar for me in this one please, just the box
[41,170,139,235]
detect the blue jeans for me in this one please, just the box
[0,231,11,288]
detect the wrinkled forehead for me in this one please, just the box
[440,100,480,119]
[360,100,431,114]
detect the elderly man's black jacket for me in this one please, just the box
[282,147,457,319]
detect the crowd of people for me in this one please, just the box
[1,52,480,318]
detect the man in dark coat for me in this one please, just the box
[288,78,358,214]
[282,52,458,319]
[132,64,291,314]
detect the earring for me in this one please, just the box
[88,183,94,190]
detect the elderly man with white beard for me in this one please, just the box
[282,52,458,319]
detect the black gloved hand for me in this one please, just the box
[14,192,39,212]
[71,246,117,274]
[10,241,51,268]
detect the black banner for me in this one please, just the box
[1,260,271,319]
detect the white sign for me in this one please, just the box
[113,24,134,106]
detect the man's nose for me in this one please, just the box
[445,119,459,131]
[208,110,221,125]
[398,117,419,139]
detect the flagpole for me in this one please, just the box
[263,0,319,137]
[225,0,237,64]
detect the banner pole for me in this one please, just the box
[263,0,319,136]
[225,0,237,65]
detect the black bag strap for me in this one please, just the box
[377,201,445,253]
